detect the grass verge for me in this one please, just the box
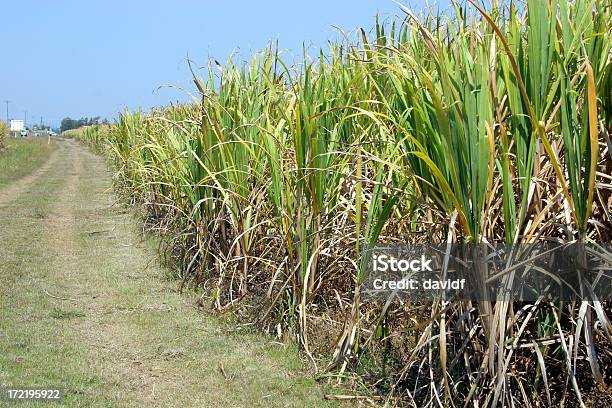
[0,137,57,188]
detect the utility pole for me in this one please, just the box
[24,110,27,128]
[4,100,9,122]
[40,116,43,129]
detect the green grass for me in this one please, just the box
[49,308,86,320]
[0,137,57,188]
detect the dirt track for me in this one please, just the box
[0,140,336,407]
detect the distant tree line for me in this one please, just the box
[60,117,108,133]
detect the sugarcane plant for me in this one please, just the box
[73,0,611,405]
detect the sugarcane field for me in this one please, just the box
[1,1,611,407]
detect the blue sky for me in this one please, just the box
[0,1,447,128]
